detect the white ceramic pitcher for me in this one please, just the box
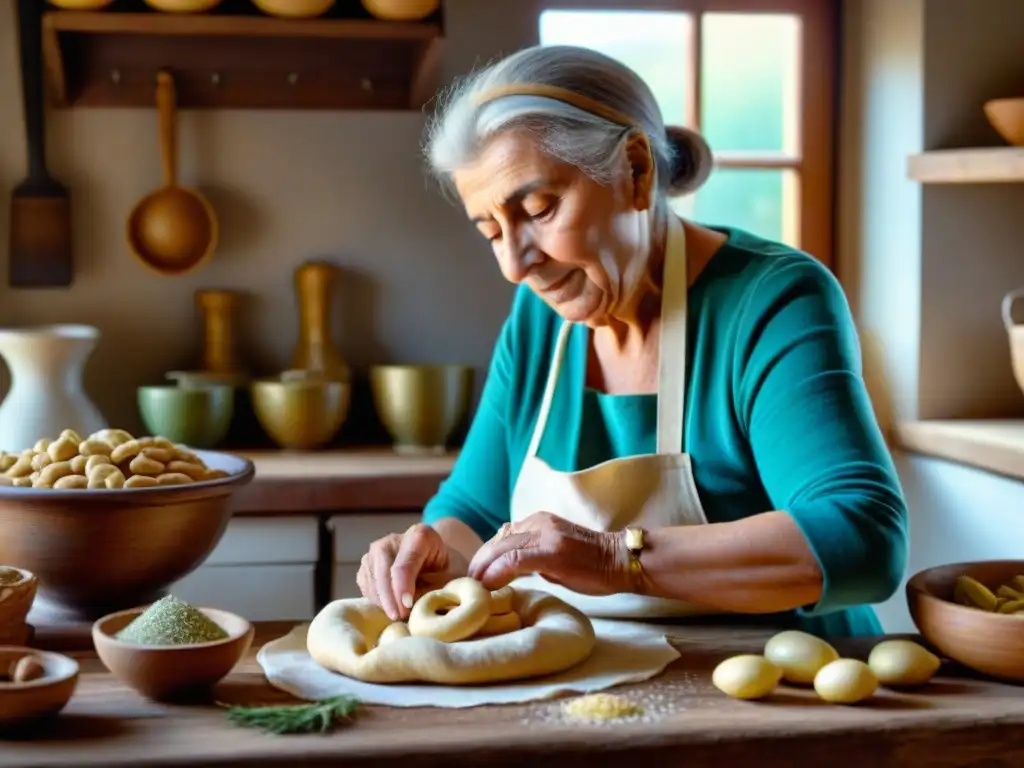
[1002,290,1024,398]
[0,325,108,453]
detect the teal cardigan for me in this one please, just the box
[423,227,909,637]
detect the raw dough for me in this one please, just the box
[408,577,491,642]
[378,622,411,646]
[474,611,522,638]
[306,587,597,685]
[489,586,515,614]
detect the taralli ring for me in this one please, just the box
[475,611,522,638]
[489,586,515,615]
[408,577,491,642]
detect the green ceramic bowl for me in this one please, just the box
[137,385,234,449]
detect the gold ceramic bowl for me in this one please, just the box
[252,0,336,17]
[143,0,222,11]
[370,365,474,453]
[251,374,351,450]
[0,451,254,623]
[984,98,1024,146]
[361,0,439,20]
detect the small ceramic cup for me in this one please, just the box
[137,384,234,449]
[0,568,37,644]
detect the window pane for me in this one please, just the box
[700,13,801,155]
[672,168,800,246]
[538,10,693,127]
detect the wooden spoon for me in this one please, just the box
[127,71,218,276]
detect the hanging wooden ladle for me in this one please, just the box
[126,71,218,276]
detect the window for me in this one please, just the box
[536,0,838,269]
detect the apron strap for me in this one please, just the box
[525,318,574,459]
[656,216,688,455]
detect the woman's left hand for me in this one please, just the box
[467,512,630,594]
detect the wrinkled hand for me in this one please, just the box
[467,512,629,595]
[357,523,457,621]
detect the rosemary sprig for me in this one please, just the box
[223,695,361,735]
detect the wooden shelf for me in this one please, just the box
[907,147,1024,184]
[41,10,444,110]
[896,419,1024,483]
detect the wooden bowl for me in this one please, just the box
[0,648,79,727]
[361,0,439,20]
[984,98,1024,146]
[906,560,1024,683]
[93,606,253,701]
[0,567,37,630]
[143,0,222,11]
[0,451,254,623]
[370,364,474,453]
[251,0,336,17]
[251,374,350,450]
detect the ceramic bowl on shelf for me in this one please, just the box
[143,0,222,12]
[906,559,1024,683]
[370,364,474,454]
[137,384,235,449]
[251,0,336,18]
[361,0,439,20]
[0,450,255,624]
[984,98,1024,146]
[47,0,115,9]
[0,648,79,727]
[251,370,351,450]
[93,606,253,701]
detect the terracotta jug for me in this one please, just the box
[291,261,351,382]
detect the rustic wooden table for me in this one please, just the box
[8,621,1024,767]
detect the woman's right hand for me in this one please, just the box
[356,523,456,621]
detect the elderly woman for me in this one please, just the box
[357,44,908,637]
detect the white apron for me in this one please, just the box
[509,216,717,619]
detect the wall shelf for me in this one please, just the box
[907,147,1024,184]
[896,419,1024,483]
[41,10,444,110]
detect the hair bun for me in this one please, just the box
[664,125,712,197]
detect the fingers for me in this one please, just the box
[468,527,539,588]
[372,548,402,620]
[390,524,438,619]
[475,539,547,589]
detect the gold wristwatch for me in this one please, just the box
[624,526,646,591]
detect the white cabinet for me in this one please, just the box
[328,513,421,600]
[171,516,319,621]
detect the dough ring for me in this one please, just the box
[473,611,522,638]
[407,577,491,642]
[306,588,597,685]
[489,586,515,615]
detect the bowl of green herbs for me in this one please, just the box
[92,596,253,702]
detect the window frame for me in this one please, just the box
[528,0,841,271]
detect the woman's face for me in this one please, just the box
[452,131,655,326]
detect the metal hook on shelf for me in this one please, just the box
[360,78,373,93]
[110,69,121,85]
[211,72,222,87]
[287,73,300,86]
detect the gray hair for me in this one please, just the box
[424,45,713,201]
